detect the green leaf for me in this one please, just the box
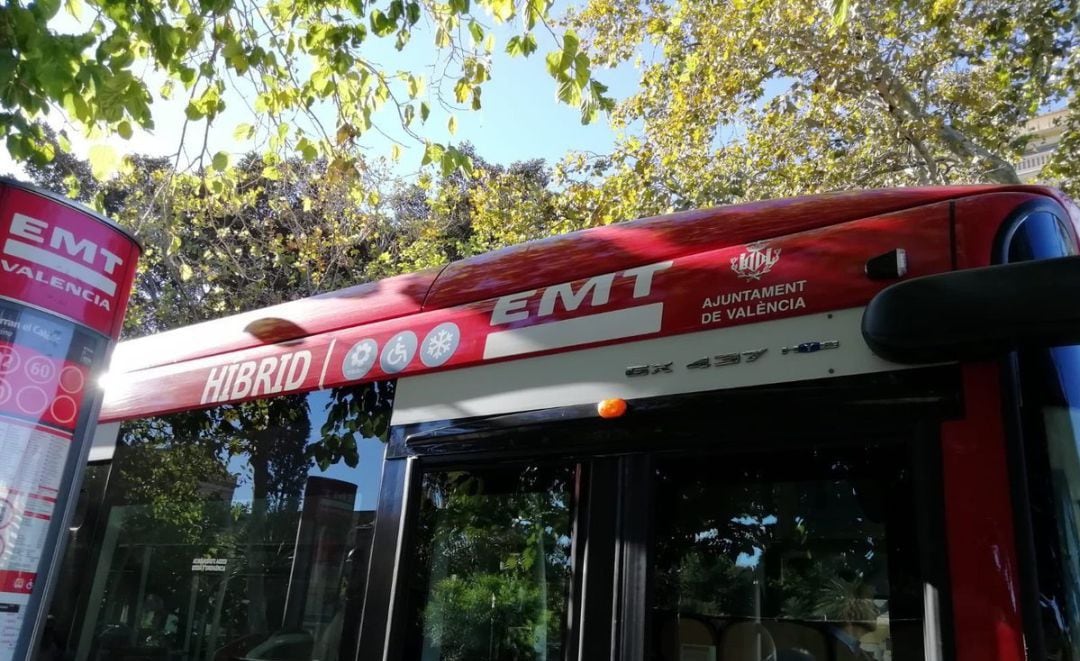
[167,234,182,256]
[506,35,524,56]
[521,34,537,56]
[212,151,229,171]
[233,123,255,140]
[562,30,580,58]
[830,0,851,28]
[420,102,430,122]
[185,101,204,121]
[31,0,61,20]
[370,9,395,36]
[525,0,547,29]
[179,262,194,282]
[407,75,425,99]
[573,52,590,87]
[421,142,445,166]
[468,21,484,45]
[557,78,582,106]
[88,144,119,181]
[490,0,513,22]
[545,50,564,77]
[297,137,318,161]
[117,120,133,139]
[63,0,83,20]
[447,115,457,135]
[454,78,471,103]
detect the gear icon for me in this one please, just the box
[350,343,373,368]
[342,339,378,379]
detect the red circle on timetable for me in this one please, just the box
[25,356,56,384]
[16,386,48,415]
[59,366,85,394]
[0,347,20,375]
[0,497,13,528]
[50,396,77,425]
[0,380,11,405]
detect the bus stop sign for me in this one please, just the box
[0,180,139,660]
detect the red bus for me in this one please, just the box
[38,186,1080,661]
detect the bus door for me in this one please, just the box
[369,366,959,661]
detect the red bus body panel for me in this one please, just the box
[103,184,1063,422]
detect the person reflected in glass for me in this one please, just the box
[821,581,879,661]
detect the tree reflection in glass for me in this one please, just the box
[73,381,394,661]
[407,464,575,661]
[652,447,911,661]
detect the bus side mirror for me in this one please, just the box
[862,256,1080,364]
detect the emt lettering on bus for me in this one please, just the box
[490,260,673,325]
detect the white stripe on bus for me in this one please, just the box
[393,307,921,425]
[482,302,664,359]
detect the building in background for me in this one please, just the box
[1018,108,1068,182]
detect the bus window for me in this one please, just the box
[1021,344,1080,660]
[1009,205,1080,659]
[59,382,394,661]
[402,463,576,661]
[651,443,924,661]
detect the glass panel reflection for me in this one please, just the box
[405,464,575,661]
[55,382,393,661]
[652,446,921,661]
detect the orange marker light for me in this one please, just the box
[597,398,628,419]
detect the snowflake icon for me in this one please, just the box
[427,329,454,360]
[420,322,460,367]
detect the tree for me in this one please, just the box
[0,0,610,194]
[561,0,1080,218]
[369,143,567,276]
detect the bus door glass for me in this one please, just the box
[402,462,578,661]
[650,441,926,661]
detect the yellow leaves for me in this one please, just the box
[489,0,514,22]
[234,123,256,141]
[454,78,472,104]
[407,74,425,99]
[88,144,119,181]
[930,0,959,21]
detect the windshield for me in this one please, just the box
[1010,208,1080,659]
